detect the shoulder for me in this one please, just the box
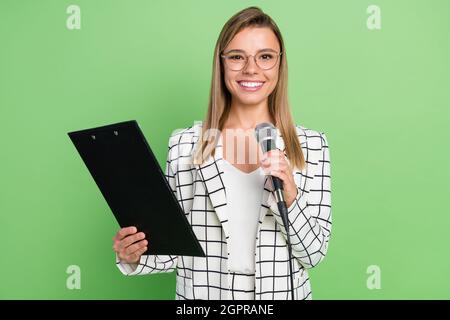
[167,121,202,162]
[294,124,329,150]
[168,121,201,146]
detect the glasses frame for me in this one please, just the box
[220,50,283,71]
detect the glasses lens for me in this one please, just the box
[256,52,278,70]
[224,53,246,71]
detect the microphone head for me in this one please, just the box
[254,122,277,153]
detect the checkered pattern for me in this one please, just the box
[116,122,332,300]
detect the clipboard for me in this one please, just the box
[68,120,205,257]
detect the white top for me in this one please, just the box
[221,159,266,274]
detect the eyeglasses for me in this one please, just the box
[221,49,282,71]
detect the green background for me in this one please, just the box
[1,0,449,299]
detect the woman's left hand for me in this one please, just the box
[260,149,298,208]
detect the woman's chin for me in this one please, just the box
[235,95,266,106]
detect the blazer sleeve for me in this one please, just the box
[115,135,179,276]
[268,132,332,269]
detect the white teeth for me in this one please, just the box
[239,81,263,88]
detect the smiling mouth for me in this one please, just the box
[236,81,265,91]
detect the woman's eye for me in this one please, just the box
[230,55,244,60]
[259,54,274,60]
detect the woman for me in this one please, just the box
[113,6,332,300]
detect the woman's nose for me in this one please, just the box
[242,56,258,74]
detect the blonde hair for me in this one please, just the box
[193,6,305,171]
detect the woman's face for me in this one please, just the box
[222,27,281,107]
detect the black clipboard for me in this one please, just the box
[68,120,205,257]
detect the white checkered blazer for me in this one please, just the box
[116,122,332,300]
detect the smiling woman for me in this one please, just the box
[113,6,332,301]
[193,8,307,173]
[221,28,282,103]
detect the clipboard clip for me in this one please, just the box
[91,130,119,141]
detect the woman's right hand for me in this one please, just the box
[113,226,148,264]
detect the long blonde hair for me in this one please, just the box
[193,6,305,171]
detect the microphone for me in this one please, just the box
[254,122,287,209]
[255,122,295,300]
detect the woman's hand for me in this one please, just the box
[260,149,298,208]
[113,226,148,264]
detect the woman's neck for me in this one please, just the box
[225,99,274,130]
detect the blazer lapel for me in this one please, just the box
[195,132,230,239]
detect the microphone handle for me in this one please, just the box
[271,175,284,192]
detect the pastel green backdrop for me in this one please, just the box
[0,0,449,299]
